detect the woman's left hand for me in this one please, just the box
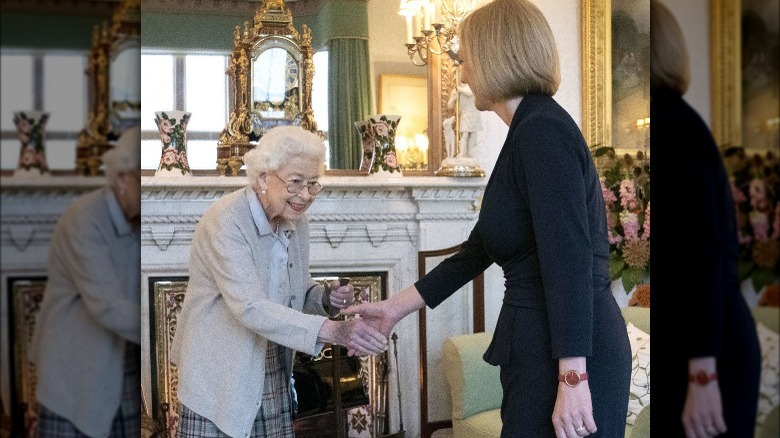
[327,280,354,310]
[552,381,597,437]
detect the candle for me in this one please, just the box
[423,1,432,30]
[406,14,414,43]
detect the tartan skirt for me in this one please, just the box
[37,343,141,438]
[177,341,294,438]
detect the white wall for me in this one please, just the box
[367,0,584,342]
[665,0,712,127]
[473,0,583,331]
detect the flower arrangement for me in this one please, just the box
[726,148,779,292]
[14,111,50,174]
[355,114,402,175]
[155,111,191,175]
[594,147,650,293]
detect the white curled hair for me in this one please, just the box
[244,125,326,190]
[102,126,141,187]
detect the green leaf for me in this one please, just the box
[751,268,775,293]
[622,267,646,293]
[609,255,625,281]
[162,112,169,119]
[738,260,754,280]
[593,146,614,157]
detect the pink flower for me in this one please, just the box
[383,151,398,168]
[17,132,30,145]
[161,148,177,166]
[619,179,638,212]
[160,133,171,145]
[373,121,390,137]
[642,201,650,239]
[36,151,47,169]
[157,117,174,134]
[772,204,780,240]
[600,177,617,204]
[749,179,766,210]
[608,230,623,245]
[363,139,375,152]
[738,230,753,245]
[730,179,747,204]
[15,118,31,134]
[620,211,640,240]
[178,151,189,169]
[20,148,36,166]
[750,212,770,240]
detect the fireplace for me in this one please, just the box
[147,273,392,438]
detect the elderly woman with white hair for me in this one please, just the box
[30,127,142,438]
[171,125,387,438]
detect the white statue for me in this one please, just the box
[447,83,483,157]
[443,116,456,158]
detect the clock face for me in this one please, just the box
[286,56,299,89]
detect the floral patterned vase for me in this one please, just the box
[154,111,192,177]
[354,114,402,176]
[13,111,50,177]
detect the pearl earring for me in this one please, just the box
[261,189,266,194]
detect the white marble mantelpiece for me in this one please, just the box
[0,175,487,437]
[140,175,486,438]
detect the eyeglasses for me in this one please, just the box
[272,173,323,195]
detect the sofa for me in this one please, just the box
[441,306,779,438]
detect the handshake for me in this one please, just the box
[317,279,399,357]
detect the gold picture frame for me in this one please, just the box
[712,0,779,153]
[582,0,650,155]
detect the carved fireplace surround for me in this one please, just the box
[1,175,485,438]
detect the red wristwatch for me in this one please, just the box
[689,370,718,385]
[558,370,589,387]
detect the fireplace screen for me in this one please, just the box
[148,273,391,438]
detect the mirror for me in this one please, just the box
[216,0,316,176]
[109,0,141,134]
[75,0,141,176]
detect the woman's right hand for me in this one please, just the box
[682,357,727,438]
[317,318,388,356]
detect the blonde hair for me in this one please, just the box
[458,0,560,102]
[650,0,690,95]
[244,125,326,189]
[103,126,140,186]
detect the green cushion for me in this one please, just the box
[454,409,502,438]
[752,307,780,333]
[759,405,779,438]
[621,307,650,334]
[629,404,650,438]
[442,332,502,420]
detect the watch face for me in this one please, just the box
[696,370,709,385]
[564,371,580,387]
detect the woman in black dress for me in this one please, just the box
[650,2,761,436]
[343,1,631,436]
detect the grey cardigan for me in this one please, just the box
[30,188,141,438]
[170,187,334,438]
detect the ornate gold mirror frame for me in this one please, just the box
[75,0,140,176]
[216,0,317,176]
[581,0,612,150]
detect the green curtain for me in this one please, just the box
[328,37,373,169]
